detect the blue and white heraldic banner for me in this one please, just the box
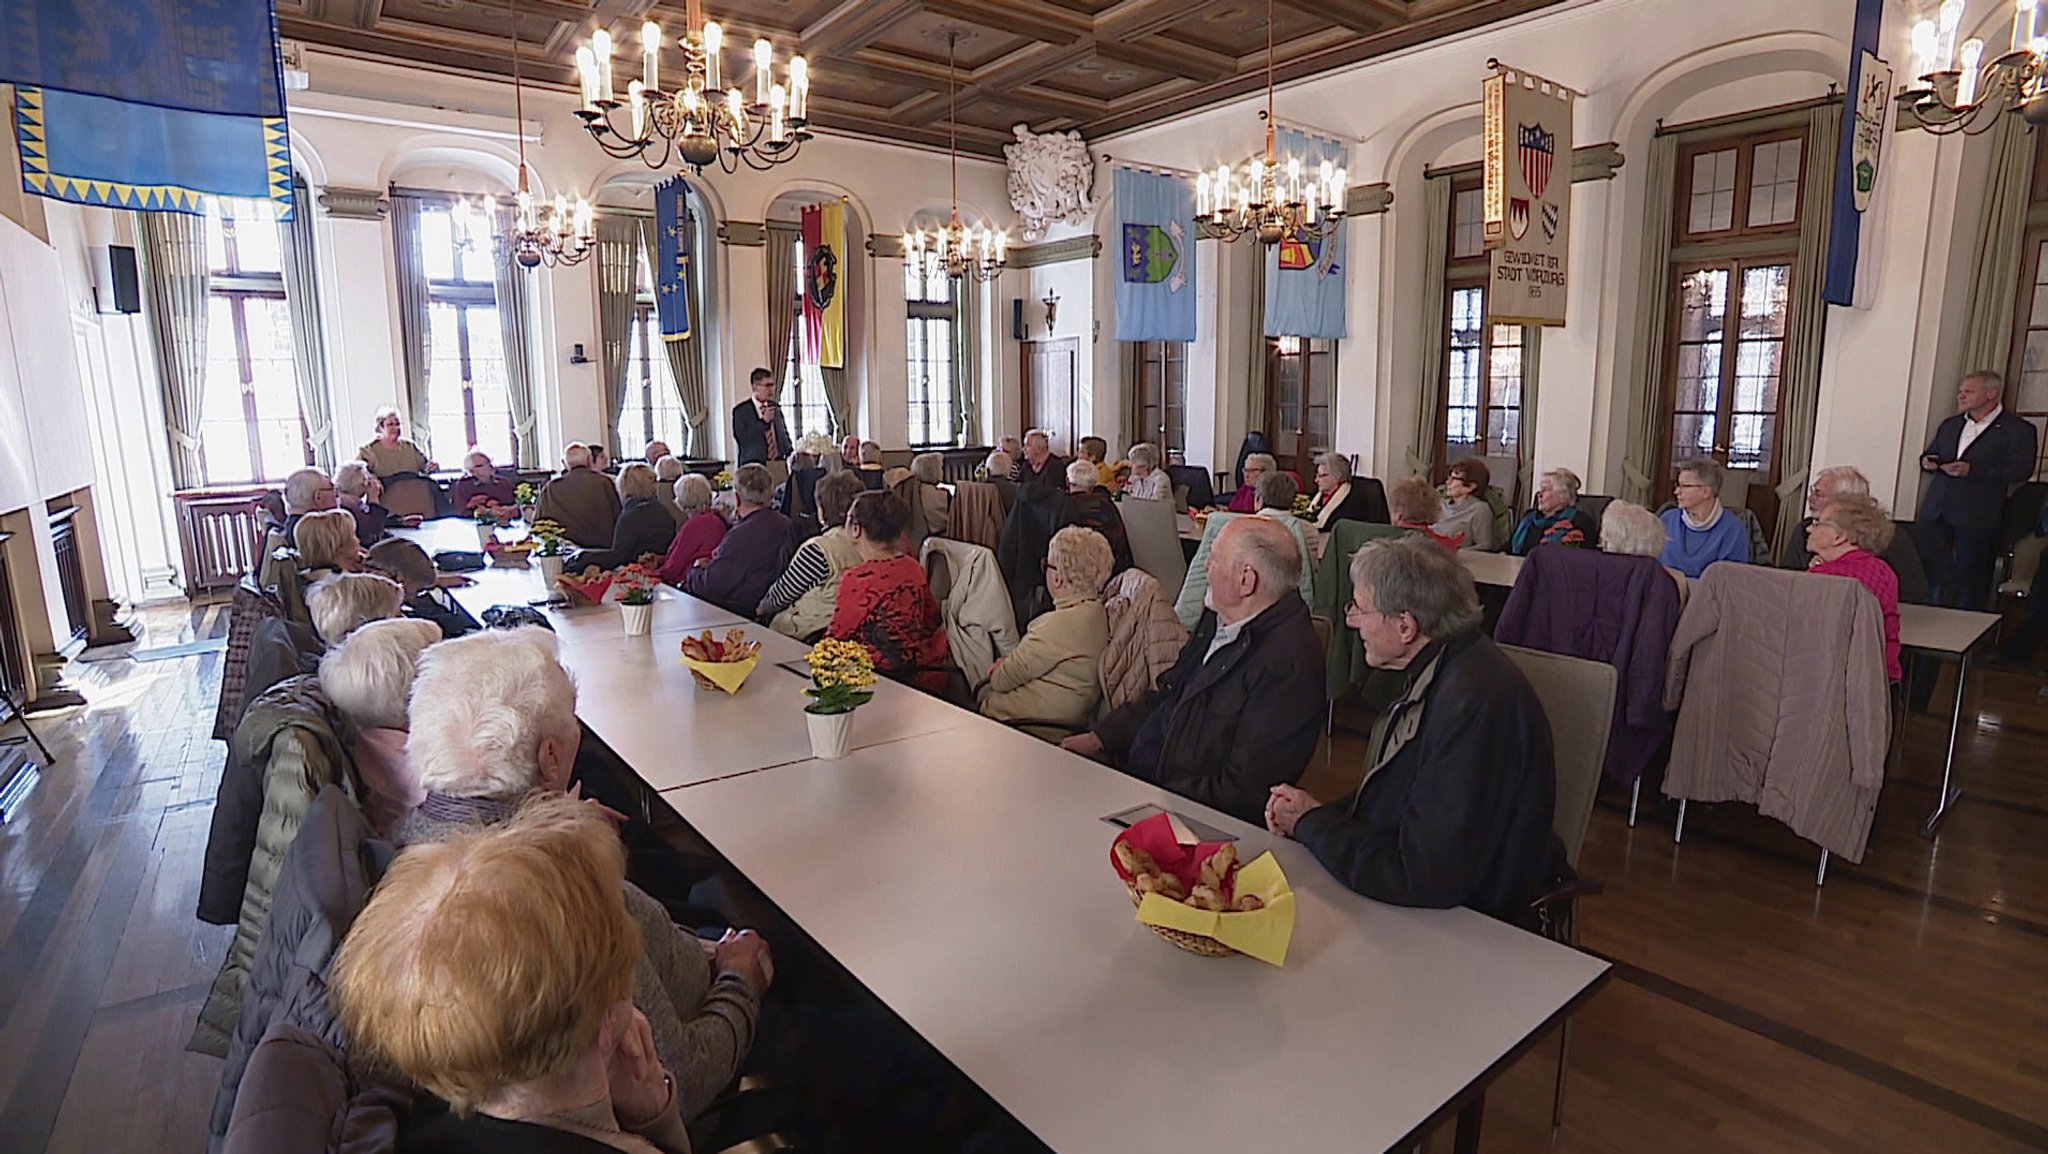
[1113,166,1197,343]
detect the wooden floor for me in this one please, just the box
[2,602,2046,1153]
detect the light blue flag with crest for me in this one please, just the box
[1264,127,1348,339]
[1113,167,1196,342]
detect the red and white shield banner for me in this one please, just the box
[1518,123,1555,199]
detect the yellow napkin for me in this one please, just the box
[1135,850,1296,966]
[680,653,761,695]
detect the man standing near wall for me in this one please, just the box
[1917,371,2038,609]
[733,366,794,485]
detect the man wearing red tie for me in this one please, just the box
[732,366,794,485]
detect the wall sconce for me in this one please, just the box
[1042,290,1059,335]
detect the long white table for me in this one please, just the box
[1454,548,2002,837]
[393,517,1609,1152]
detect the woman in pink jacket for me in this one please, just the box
[1806,493,1902,683]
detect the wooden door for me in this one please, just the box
[1267,339,1335,478]
[1023,338,1080,456]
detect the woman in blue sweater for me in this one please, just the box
[1659,457,1750,577]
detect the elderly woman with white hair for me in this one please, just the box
[652,455,688,525]
[1601,499,1690,608]
[305,571,404,645]
[398,627,770,1122]
[1309,452,1383,530]
[1509,467,1597,555]
[319,617,441,835]
[567,462,679,572]
[1062,457,1134,574]
[980,526,1114,739]
[356,405,434,478]
[895,451,952,547]
[1123,442,1172,501]
[450,448,519,512]
[332,461,392,548]
[1227,452,1278,513]
[656,473,729,586]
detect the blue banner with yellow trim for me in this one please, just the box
[2,0,292,217]
[655,176,692,341]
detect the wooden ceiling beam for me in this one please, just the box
[1276,0,1400,33]
[1092,0,1238,42]
[794,0,922,56]
[920,0,1091,46]
[1092,36,1236,82]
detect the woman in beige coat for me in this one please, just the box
[979,526,1114,739]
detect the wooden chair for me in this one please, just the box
[1500,644,1616,1131]
[380,473,441,520]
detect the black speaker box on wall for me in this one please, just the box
[1010,298,1026,341]
[96,245,142,314]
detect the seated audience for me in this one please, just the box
[332,461,392,547]
[1776,466,1930,605]
[657,474,729,587]
[1600,499,1690,608]
[366,537,480,638]
[982,449,1020,511]
[761,471,869,639]
[1660,456,1749,578]
[294,508,365,578]
[1012,429,1068,488]
[1434,457,1496,550]
[839,433,862,463]
[1310,452,1383,530]
[305,571,404,645]
[1077,436,1117,489]
[538,443,623,548]
[683,464,792,616]
[979,526,1114,737]
[450,449,519,512]
[1061,459,1133,573]
[396,628,769,1109]
[1390,476,1460,550]
[777,451,823,531]
[1227,452,1276,513]
[997,434,1023,461]
[1124,442,1172,501]
[591,445,613,473]
[356,406,434,478]
[567,463,679,572]
[334,795,696,1154]
[1064,517,1324,824]
[280,467,339,540]
[1510,467,1597,555]
[652,456,688,525]
[1806,493,1903,683]
[829,491,954,694]
[1252,472,1318,598]
[857,440,888,490]
[645,439,672,465]
[319,617,441,835]
[1265,536,1558,927]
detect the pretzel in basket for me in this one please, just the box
[680,629,762,664]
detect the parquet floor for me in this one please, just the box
[1,600,2045,1153]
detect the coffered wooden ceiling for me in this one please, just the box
[279,0,1567,157]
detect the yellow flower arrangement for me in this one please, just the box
[713,469,736,492]
[528,518,571,556]
[804,638,877,715]
[1290,493,1316,519]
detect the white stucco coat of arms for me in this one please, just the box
[1004,124,1095,242]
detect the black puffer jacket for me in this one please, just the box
[1093,595,1325,825]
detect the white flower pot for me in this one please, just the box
[520,504,538,524]
[538,555,566,586]
[476,522,496,549]
[620,602,653,636]
[806,709,854,759]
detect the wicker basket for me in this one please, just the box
[1124,882,1236,958]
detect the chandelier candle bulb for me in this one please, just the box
[629,79,646,139]
[704,22,722,89]
[1938,0,1964,70]
[641,22,660,92]
[2019,0,2039,54]
[755,39,772,106]
[727,87,747,135]
[576,46,598,110]
[769,84,787,143]
[790,55,809,120]
[1959,38,1985,104]
[1912,20,1938,78]
[592,29,614,103]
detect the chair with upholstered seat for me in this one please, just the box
[1500,644,1616,1131]
[379,473,441,520]
[1120,495,1187,597]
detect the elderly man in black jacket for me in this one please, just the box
[1266,535,1557,927]
[1063,516,1324,824]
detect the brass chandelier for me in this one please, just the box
[902,32,1008,284]
[505,0,593,268]
[1901,0,2048,135]
[1193,0,1347,245]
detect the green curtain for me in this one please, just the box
[1620,134,1679,505]
[1242,244,1270,438]
[390,194,435,460]
[951,271,983,446]
[638,214,711,456]
[596,216,639,458]
[278,175,335,471]
[765,224,799,385]
[1961,113,2036,375]
[1771,102,1843,560]
[1516,326,1542,501]
[1409,175,1452,474]
[492,203,540,467]
[136,212,209,489]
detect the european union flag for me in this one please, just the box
[655,177,692,341]
[1,0,292,216]
[1113,167,1196,342]
[1264,127,1348,339]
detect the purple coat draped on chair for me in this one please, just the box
[1494,546,1682,785]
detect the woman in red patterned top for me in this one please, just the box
[828,491,953,695]
[1806,493,1902,682]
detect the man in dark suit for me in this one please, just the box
[731,366,793,480]
[1917,370,2039,609]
